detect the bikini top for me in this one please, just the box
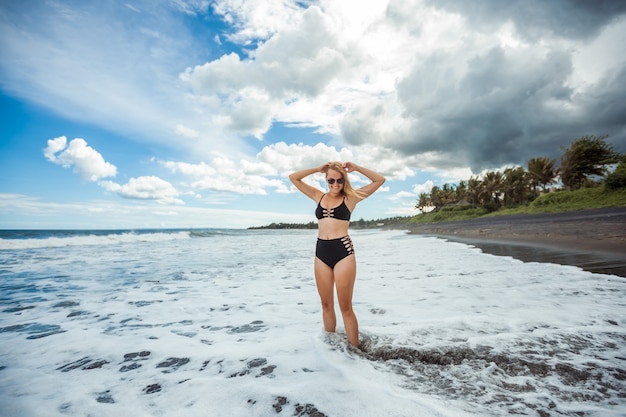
[315,194,351,221]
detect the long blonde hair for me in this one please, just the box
[325,162,364,199]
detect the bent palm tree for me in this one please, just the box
[527,157,556,193]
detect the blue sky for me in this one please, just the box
[1,0,625,229]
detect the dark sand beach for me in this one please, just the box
[406,207,626,277]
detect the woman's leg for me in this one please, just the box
[314,257,336,333]
[334,255,358,347]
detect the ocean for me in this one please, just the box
[0,228,624,417]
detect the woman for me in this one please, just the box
[289,162,385,347]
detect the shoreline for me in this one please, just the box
[403,207,626,278]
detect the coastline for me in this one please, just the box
[404,207,626,277]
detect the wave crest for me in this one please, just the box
[0,231,192,250]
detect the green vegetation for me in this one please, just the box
[250,186,625,229]
[558,135,619,191]
[409,187,626,224]
[248,222,318,230]
[250,217,411,230]
[416,135,623,215]
[605,154,626,190]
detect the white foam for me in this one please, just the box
[0,231,191,250]
[0,229,624,416]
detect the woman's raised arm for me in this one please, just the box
[288,163,329,202]
[343,162,385,201]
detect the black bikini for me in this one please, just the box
[315,194,354,268]
[315,195,351,221]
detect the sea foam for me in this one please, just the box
[0,229,624,416]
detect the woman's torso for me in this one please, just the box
[316,194,356,240]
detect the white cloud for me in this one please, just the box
[43,136,68,162]
[5,0,626,226]
[256,142,353,173]
[412,180,434,195]
[158,141,357,197]
[100,176,183,204]
[161,160,216,177]
[181,0,470,151]
[225,87,276,138]
[413,167,476,187]
[43,136,117,181]
[160,153,286,195]
[180,6,349,139]
[8,0,625,173]
[190,0,626,173]
[175,124,200,138]
[189,176,283,195]
[211,0,304,44]
[570,16,626,87]
[393,191,415,199]
[384,203,421,217]
[43,136,183,204]
[0,193,310,229]
[156,140,420,199]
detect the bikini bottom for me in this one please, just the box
[315,236,354,269]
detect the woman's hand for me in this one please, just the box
[342,162,358,173]
[318,162,332,173]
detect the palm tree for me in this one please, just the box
[455,180,468,204]
[430,186,443,211]
[558,156,578,191]
[416,192,431,213]
[527,157,556,193]
[467,177,482,208]
[502,167,529,207]
[558,135,619,190]
[480,171,503,209]
[440,184,457,206]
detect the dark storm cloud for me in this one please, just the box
[340,1,626,176]
[426,0,626,40]
[393,42,626,173]
[581,65,626,127]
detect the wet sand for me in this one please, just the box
[405,207,626,277]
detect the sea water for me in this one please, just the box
[0,229,624,417]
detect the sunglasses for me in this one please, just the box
[327,178,345,185]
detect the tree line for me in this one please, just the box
[416,135,625,213]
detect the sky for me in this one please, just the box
[1,0,625,229]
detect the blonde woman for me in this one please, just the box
[289,162,385,347]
